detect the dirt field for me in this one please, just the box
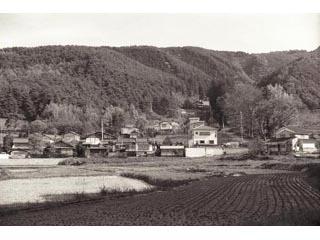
[3,156,319,181]
[1,156,320,225]
[0,172,319,225]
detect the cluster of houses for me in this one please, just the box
[265,126,320,155]
[0,115,221,159]
[1,112,319,159]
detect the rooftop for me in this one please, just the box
[13,138,29,144]
[192,125,217,131]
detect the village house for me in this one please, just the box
[265,138,292,155]
[187,117,205,132]
[83,133,101,146]
[195,98,210,109]
[84,146,109,158]
[83,131,115,146]
[120,125,140,138]
[10,138,30,158]
[62,131,81,143]
[265,126,319,154]
[52,140,74,157]
[116,137,136,152]
[82,131,116,157]
[159,121,173,133]
[189,125,218,147]
[135,138,155,156]
[188,117,200,124]
[42,134,62,144]
[145,123,160,133]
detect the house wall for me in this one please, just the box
[136,143,153,152]
[189,118,200,124]
[0,153,9,159]
[185,147,223,157]
[266,142,291,154]
[63,134,80,142]
[85,137,100,145]
[10,150,29,159]
[292,135,310,151]
[295,134,309,140]
[60,149,74,157]
[301,143,317,153]
[160,149,184,157]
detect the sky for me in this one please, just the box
[0,13,319,53]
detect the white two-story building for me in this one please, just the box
[189,125,218,147]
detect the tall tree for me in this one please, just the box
[207,80,227,126]
[224,82,262,138]
[256,84,298,139]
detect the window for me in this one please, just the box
[209,140,215,144]
[200,140,205,144]
[195,132,198,135]
[199,131,210,136]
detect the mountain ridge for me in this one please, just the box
[0,45,319,121]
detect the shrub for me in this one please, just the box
[248,139,266,157]
[58,158,85,166]
[99,185,108,196]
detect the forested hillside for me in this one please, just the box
[0,45,319,134]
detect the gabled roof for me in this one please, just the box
[116,137,136,143]
[85,132,116,139]
[192,125,217,131]
[298,139,318,144]
[279,125,320,135]
[13,138,29,144]
[276,127,296,134]
[54,140,74,148]
[266,137,294,144]
[63,131,80,136]
[43,134,62,140]
[159,121,171,124]
[160,145,185,149]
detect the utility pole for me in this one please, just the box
[240,111,244,142]
[101,117,104,141]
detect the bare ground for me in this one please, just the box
[0,172,319,225]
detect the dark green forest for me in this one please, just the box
[0,45,319,134]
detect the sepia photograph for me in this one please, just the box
[0,0,319,233]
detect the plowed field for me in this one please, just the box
[0,173,319,225]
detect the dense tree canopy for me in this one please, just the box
[0,45,318,136]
